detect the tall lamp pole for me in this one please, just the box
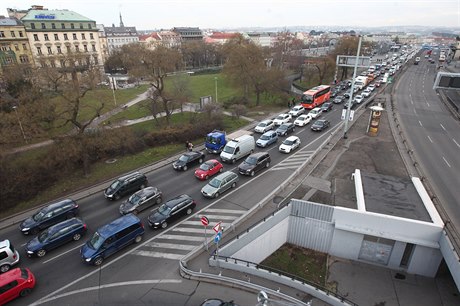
[214,76,218,103]
[12,106,27,144]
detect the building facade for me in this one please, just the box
[19,6,104,69]
[139,30,181,50]
[172,27,203,42]
[105,14,138,54]
[0,16,33,74]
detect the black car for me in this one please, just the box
[19,199,79,235]
[173,151,205,171]
[321,102,333,112]
[238,152,270,176]
[343,90,352,99]
[119,187,162,215]
[333,95,345,104]
[104,172,148,200]
[343,100,356,109]
[275,123,295,136]
[311,119,331,132]
[24,218,87,257]
[148,194,196,229]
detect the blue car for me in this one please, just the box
[25,218,87,258]
[256,131,278,148]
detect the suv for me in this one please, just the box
[148,194,196,229]
[0,240,20,273]
[254,120,274,133]
[119,187,162,215]
[275,123,295,136]
[0,268,36,304]
[19,199,79,235]
[104,172,148,200]
[238,152,271,176]
[288,105,305,117]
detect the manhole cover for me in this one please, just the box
[272,196,284,204]
[105,158,117,164]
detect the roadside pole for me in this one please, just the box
[344,35,362,139]
[201,216,209,250]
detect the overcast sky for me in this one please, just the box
[2,0,459,30]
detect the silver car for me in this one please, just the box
[201,171,239,198]
[0,239,20,273]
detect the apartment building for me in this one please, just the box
[0,16,33,74]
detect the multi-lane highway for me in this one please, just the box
[394,56,460,229]
[2,103,348,305]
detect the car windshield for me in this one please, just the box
[222,145,235,154]
[199,163,211,171]
[260,134,270,140]
[88,232,104,250]
[283,139,295,145]
[208,178,221,188]
[33,210,45,222]
[245,157,257,165]
[179,155,189,162]
[109,180,121,190]
[158,204,172,216]
[37,228,50,242]
[258,122,267,127]
[276,115,285,120]
[128,193,141,205]
[301,94,313,103]
[278,125,288,130]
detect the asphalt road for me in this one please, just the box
[2,102,351,305]
[394,55,460,229]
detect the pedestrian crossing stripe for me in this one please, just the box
[201,208,246,214]
[144,242,196,251]
[156,234,203,241]
[133,250,185,260]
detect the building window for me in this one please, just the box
[64,33,68,40]
[90,33,94,40]
[10,31,16,37]
[80,23,83,29]
[19,31,23,37]
[81,33,86,40]
[44,34,49,41]
[73,33,77,40]
[47,46,52,54]
[54,34,59,40]
[57,46,62,54]
[37,47,42,55]
[60,59,66,67]
[93,55,99,65]
[71,23,75,29]
[41,23,46,29]
[91,44,96,51]
[83,45,88,52]
[88,23,92,29]
[52,23,56,29]
[0,31,4,37]
[22,43,27,50]
[31,23,35,29]
[75,45,79,52]
[14,44,19,51]
[86,56,90,65]
[61,23,65,29]
[50,60,56,68]
[66,45,71,53]
[33,34,39,41]
[19,55,29,63]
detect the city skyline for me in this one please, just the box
[2,0,460,30]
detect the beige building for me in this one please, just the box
[18,6,104,69]
[139,30,181,50]
[0,16,33,74]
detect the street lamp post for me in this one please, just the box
[214,76,218,103]
[12,106,28,144]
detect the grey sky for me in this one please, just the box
[2,0,459,30]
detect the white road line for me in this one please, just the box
[270,166,302,171]
[440,124,446,131]
[426,102,430,107]
[414,109,417,115]
[171,227,208,234]
[195,214,240,220]
[411,100,413,105]
[427,136,433,143]
[31,280,182,306]
[277,160,305,166]
[453,138,460,148]
[202,208,245,214]
[442,157,452,168]
[133,250,185,260]
[144,242,196,250]
[157,234,204,241]
[419,120,423,127]
[42,243,85,264]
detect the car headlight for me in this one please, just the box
[21,227,30,231]
[26,250,34,254]
[154,222,160,225]
[85,258,92,262]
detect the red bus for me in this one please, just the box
[300,85,331,109]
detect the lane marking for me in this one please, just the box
[43,243,85,264]
[144,242,197,250]
[419,120,423,127]
[453,139,460,148]
[427,136,433,143]
[133,250,185,260]
[202,208,245,214]
[442,157,452,168]
[157,234,204,242]
[440,124,446,131]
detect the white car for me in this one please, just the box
[361,89,371,98]
[294,114,312,127]
[308,107,322,119]
[367,84,376,91]
[354,95,364,104]
[288,105,305,117]
[254,120,274,133]
[279,136,301,154]
[273,113,292,126]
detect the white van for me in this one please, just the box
[220,134,255,164]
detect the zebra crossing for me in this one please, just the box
[270,149,315,171]
[131,208,246,260]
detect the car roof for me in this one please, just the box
[118,171,143,181]
[41,199,76,213]
[214,171,237,181]
[165,194,192,208]
[46,218,83,234]
[262,130,276,135]
[97,214,141,237]
[249,152,269,158]
[259,119,272,124]
[0,268,24,284]
[285,136,299,141]
[134,187,158,197]
[0,239,10,249]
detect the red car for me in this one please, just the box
[194,159,223,180]
[0,268,36,305]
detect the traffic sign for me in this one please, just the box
[213,222,221,233]
[201,216,209,226]
[214,231,222,243]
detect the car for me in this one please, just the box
[361,89,371,98]
[343,100,356,109]
[104,172,148,200]
[238,152,270,176]
[0,268,36,304]
[148,194,196,228]
[0,240,19,273]
[353,95,364,104]
[119,187,162,215]
[311,119,331,132]
[273,113,292,126]
[374,80,381,87]
[275,123,295,136]
[256,130,278,148]
[429,58,435,64]
[24,218,87,258]
[320,102,333,112]
[333,95,345,104]
[367,84,376,91]
[254,119,274,133]
[279,136,301,154]
[19,199,79,235]
[194,159,223,180]
[294,114,311,127]
[201,171,238,198]
[308,107,322,119]
[288,105,305,117]
[343,90,352,99]
[173,151,205,171]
